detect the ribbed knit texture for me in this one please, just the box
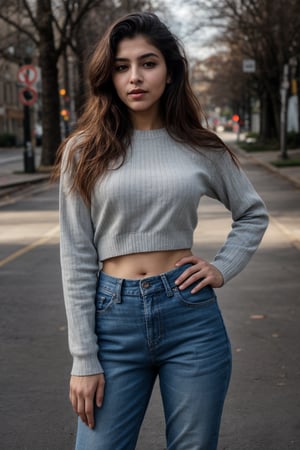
[59,128,268,375]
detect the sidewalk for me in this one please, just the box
[0,147,50,199]
[0,171,50,191]
[231,144,300,189]
[220,137,300,250]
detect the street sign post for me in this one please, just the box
[243,59,256,73]
[17,65,38,173]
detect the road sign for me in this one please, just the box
[243,59,256,73]
[19,86,38,106]
[17,65,38,86]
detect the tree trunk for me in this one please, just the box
[37,0,61,167]
[260,90,277,142]
[269,86,281,138]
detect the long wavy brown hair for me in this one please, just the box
[52,12,237,205]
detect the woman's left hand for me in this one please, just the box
[175,255,224,293]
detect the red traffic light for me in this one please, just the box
[232,114,240,123]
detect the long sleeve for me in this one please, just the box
[205,150,269,284]
[59,147,103,376]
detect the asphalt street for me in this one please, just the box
[0,146,299,449]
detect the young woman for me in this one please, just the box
[54,12,268,450]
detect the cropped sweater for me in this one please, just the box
[59,128,269,376]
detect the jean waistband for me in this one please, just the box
[98,264,193,300]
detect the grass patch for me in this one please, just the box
[240,131,300,152]
[271,159,300,167]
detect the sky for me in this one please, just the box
[157,0,219,61]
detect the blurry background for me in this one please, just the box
[0,0,299,167]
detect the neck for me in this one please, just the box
[130,111,163,131]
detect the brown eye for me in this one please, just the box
[144,61,156,68]
[114,65,128,72]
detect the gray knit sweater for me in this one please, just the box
[59,128,268,375]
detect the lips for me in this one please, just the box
[127,89,147,101]
[128,89,147,95]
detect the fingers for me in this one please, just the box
[96,376,105,408]
[77,397,91,428]
[70,380,93,428]
[175,256,224,292]
[69,374,105,429]
[175,255,199,267]
[84,397,95,429]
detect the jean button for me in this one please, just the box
[142,281,150,289]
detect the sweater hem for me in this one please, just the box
[97,232,194,262]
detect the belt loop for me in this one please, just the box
[114,279,123,303]
[160,274,173,297]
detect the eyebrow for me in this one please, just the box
[114,52,160,62]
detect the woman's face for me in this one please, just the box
[112,34,170,129]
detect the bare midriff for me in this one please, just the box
[102,249,192,279]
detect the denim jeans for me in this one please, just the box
[75,264,232,450]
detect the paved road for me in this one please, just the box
[0,148,299,449]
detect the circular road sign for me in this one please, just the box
[17,65,38,86]
[19,86,38,106]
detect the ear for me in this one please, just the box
[166,73,172,84]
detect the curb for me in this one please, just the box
[230,142,300,190]
[0,175,50,200]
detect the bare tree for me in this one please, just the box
[0,0,156,165]
[185,0,300,142]
[0,0,107,166]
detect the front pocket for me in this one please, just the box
[173,284,216,307]
[95,293,114,315]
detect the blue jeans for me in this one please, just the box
[75,265,232,450]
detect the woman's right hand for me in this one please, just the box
[69,373,105,429]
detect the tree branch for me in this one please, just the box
[22,0,40,31]
[0,13,39,45]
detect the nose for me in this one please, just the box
[130,66,142,84]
